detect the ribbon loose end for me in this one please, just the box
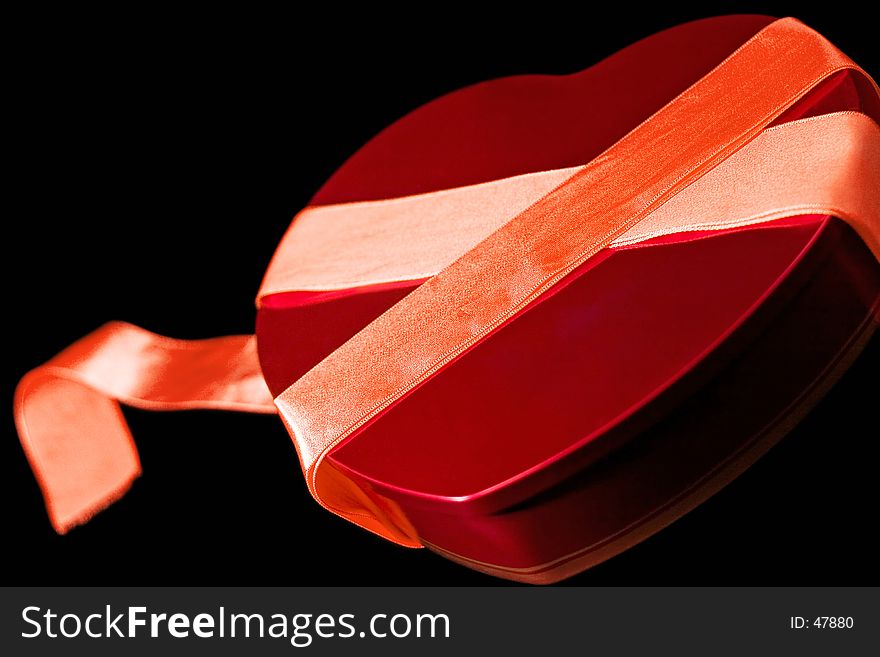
[15,370,143,534]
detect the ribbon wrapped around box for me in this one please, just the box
[15,15,880,583]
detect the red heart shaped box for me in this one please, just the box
[256,15,880,582]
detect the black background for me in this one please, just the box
[6,4,878,585]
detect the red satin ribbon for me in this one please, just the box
[14,18,880,543]
[15,323,274,533]
[259,113,880,299]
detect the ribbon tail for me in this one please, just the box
[14,321,275,533]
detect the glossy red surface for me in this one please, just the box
[329,216,830,504]
[385,218,880,570]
